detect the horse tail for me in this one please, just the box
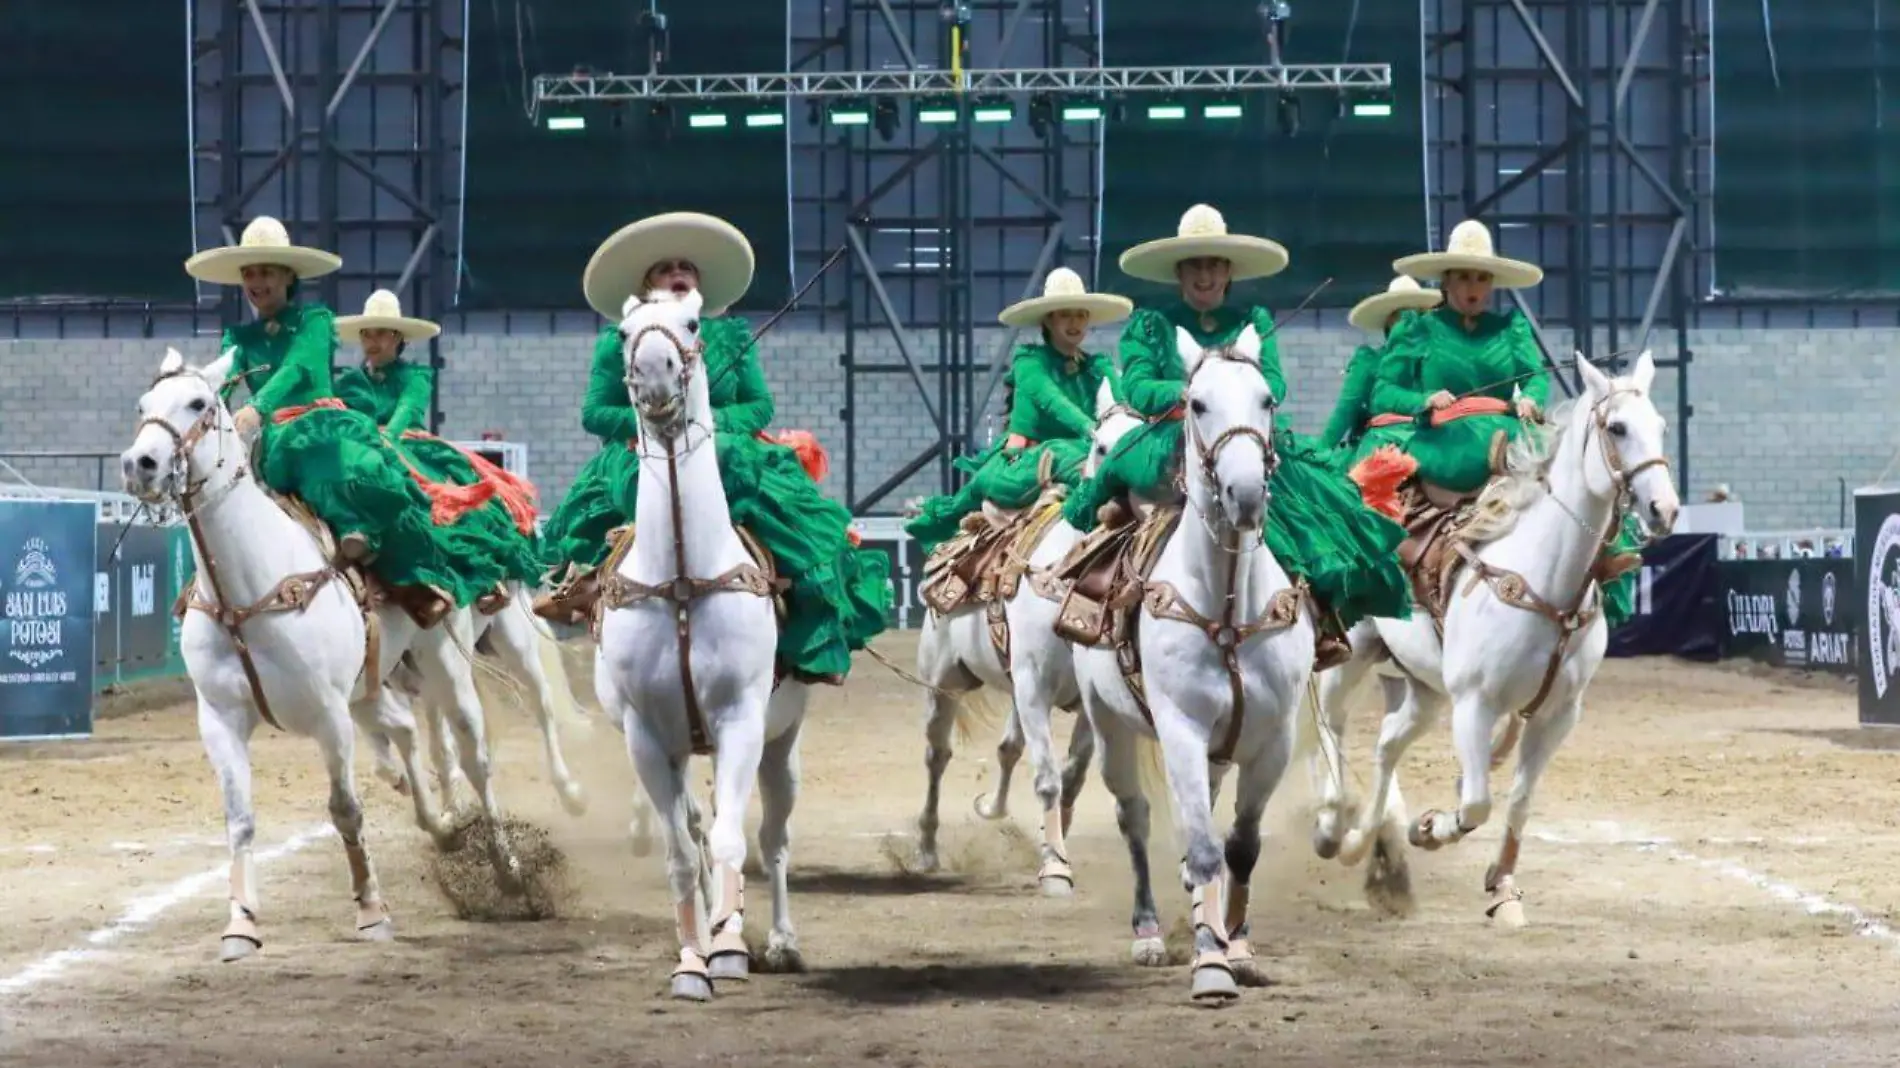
[522,589,586,725]
[1348,446,1417,522]
[952,687,1002,748]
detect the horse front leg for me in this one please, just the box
[1087,702,1164,966]
[317,707,397,942]
[198,697,263,962]
[627,725,715,1002]
[1056,708,1095,838]
[755,718,806,972]
[1413,691,1500,852]
[973,705,1026,821]
[702,697,769,985]
[1221,704,1298,989]
[1011,671,1074,897]
[1151,701,1238,1005]
[491,599,588,816]
[1483,694,1583,928]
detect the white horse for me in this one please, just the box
[594,289,810,1002]
[121,347,521,962]
[914,380,1140,894]
[1301,351,1679,925]
[1072,325,1315,1003]
[375,585,592,820]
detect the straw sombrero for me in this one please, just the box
[1118,204,1289,285]
[335,289,441,343]
[998,267,1134,329]
[1347,275,1443,335]
[184,216,342,286]
[582,211,754,320]
[1393,219,1543,289]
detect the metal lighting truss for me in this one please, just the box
[530,64,1393,114]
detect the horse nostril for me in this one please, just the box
[136,455,158,472]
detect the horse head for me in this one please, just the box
[121,345,242,504]
[1087,377,1142,478]
[1176,324,1278,536]
[620,288,709,442]
[1573,350,1680,536]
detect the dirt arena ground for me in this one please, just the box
[5,635,1900,1067]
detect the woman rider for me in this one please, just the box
[905,267,1130,555]
[331,289,547,614]
[536,211,891,684]
[1319,275,1443,458]
[1060,204,1413,669]
[182,216,504,626]
[1355,219,1644,625]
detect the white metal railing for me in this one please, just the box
[1720,528,1853,561]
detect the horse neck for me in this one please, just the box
[1507,409,1615,609]
[1175,435,1281,618]
[629,416,740,581]
[182,435,321,604]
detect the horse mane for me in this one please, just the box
[1461,397,1575,544]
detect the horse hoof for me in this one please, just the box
[1130,936,1168,967]
[559,782,588,817]
[1230,957,1271,988]
[1312,829,1342,861]
[1336,829,1374,867]
[972,792,1006,820]
[669,973,715,1002]
[357,918,397,943]
[1488,898,1529,929]
[708,952,750,982]
[913,850,941,875]
[1039,875,1075,898]
[1190,964,1240,1003]
[219,935,260,963]
[763,941,808,975]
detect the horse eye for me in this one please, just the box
[1189,399,1208,417]
[617,327,630,342]
[1261,396,1275,411]
[188,399,206,413]
[1608,420,1628,437]
[686,319,700,334]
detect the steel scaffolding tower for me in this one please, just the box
[1428,0,1699,485]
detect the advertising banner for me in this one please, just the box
[1855,487,1900,725]
[0,500,98,739]
[1718,556,1857,676]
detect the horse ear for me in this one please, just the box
[201,347,236,392]
[620,294,643,319]
[1232,323,1262,365]
[1176,326,1206,376]
[1094,378,1116,419]
[1574,350,1612,397]
[1630,348,1656,393]
[159,346,185,376]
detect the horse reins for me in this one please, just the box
[600,320,787,757]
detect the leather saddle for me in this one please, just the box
[918,488,1066,619]
[580,522,788,641]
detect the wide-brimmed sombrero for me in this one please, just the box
[998,267,1134,329]
[334,289,441,343]
[1392,219,1543,289]
[582,211,754,319]
[184,216,342,286]
[1118,203,1289,285]
[1347,275,1443,335]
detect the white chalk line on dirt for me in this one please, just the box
[1531,822,1896,946]
[0,824,334,997]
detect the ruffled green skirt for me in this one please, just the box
[258,407,502,606]
[1062,418,1413,627]
[390,433,549,588]
[905,436,1091,555]
[541,443,640,577]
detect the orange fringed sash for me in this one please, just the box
[270,396,348,423]
[399,430,542,535]
[1366,394,1512,430]
[1347,446,1419,521]
[757,428,831,483]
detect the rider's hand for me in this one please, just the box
[233,405,261,438]
[1425,390,1455,410]
[1515,396,1542,421]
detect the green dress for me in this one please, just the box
[544,317,893,681]
[904,341,1120,556]
[1060,302,1412,629]
[1352,306,1643,628]
[219,303,497,606]
[332,356,547,589]
[1354,307,1546,492]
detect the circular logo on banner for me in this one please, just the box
[1867,515,1900,700]
[1823,572,1838,627]
[1786,568,1802,627]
